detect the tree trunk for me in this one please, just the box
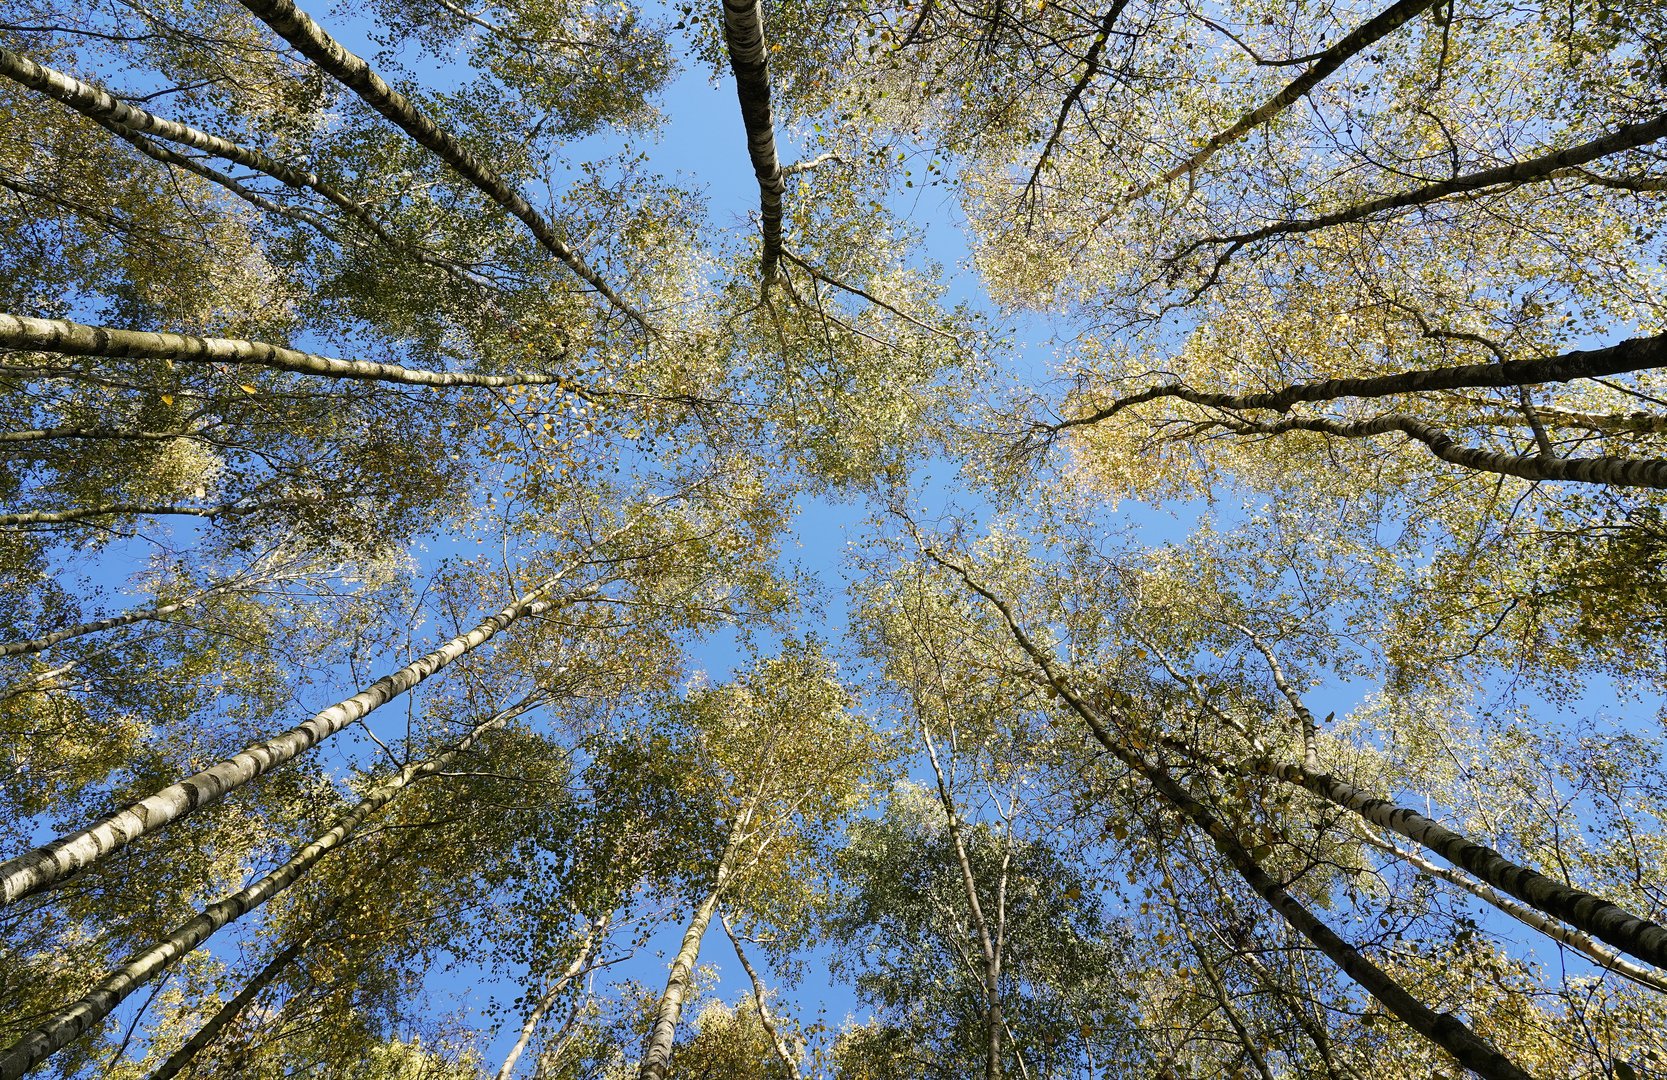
[720,913,801,1079]
[0,691,544,1079]
[637,847,735,1080]
[1244,756,1667,969]
[1127,0,1442,199]
[0,567,594,908]
[494,913,610,1080]
[0,47,426,271]
[2,595,207,659]
[230,0,651,333]
[0,499,299,528]
[1203,109,1667,250]
[145,934,309,1080]
[720,0,785,281]
[1050,331,1667,437]
[929,550,1533,1080]
[918,716,1003,1080]
[1354,825,1667,994]
[0,313,576,391]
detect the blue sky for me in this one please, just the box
[17,1,1667,1073]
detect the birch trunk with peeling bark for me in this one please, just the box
[721,0,785,282]
[0,692,544,1079]
[1240,756,1667,969]
[0,499,301,529]
[637,844,736,1080]
[0,314,579,391]
[0,567,593,908]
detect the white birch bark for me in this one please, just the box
[0,314,578,391]
[720,0,785,281]
[0,566,593,907]
[2,596,204,659]
[637,846,735,1080]
[0,499,300,529]
[0,692,544,1079]
[493,913,610,1080]
[1354,826,1667,994]
[230,0,653,333]
[0,46,463,286]
[719,912,801,1079]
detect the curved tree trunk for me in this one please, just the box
[720,913,802,1079]
[1126,0,1442,199]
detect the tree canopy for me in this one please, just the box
[1,0,1665,1075]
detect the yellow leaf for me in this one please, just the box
[239,384,258,395]
[160,394,174,406]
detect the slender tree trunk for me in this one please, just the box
[1126,0,1442,199]
[494,913,610,1080]
[0,499,299,529]
[1200,412,1667,489]
[1206,917,1347,1080]
[1354,825,1667,993]
[0,692,545,1079]
[637,843,736,1080]
[2,594,209,658]
[917,716,1004,1080]
[1023,0,1134,202]
[0,565,596,908]
[1050,330,1667,436]
[1241,756,1667,969]
[719,913,801,1079]
[0,314,577,391]
[0,427,199,445]
[230,0,652,333]
[144,934,310,1080]
[82,115,491,290]
[0,47,428,269]
[1199,109,1667,250]
[927,549,1533,1080]
[720,0,785,281]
